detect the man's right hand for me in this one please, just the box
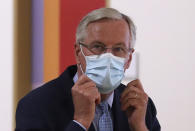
[71,74,101,130]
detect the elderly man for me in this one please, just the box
[16,8,160,131]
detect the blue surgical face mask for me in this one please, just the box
[80,45,126,94]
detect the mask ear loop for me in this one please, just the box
[79,64,84,74]
[79,44,85,74]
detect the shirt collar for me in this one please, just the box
[73,73,114,108]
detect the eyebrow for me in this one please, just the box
[89,41,105,45]
[89,41,126,46]
[114,43,126,46]
[89,41,130,49]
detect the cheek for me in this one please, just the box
[124,61,129,70]
[124,56,132,70]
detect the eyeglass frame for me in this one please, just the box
[79,41,133,57]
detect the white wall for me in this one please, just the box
[110,0,195,130]
[0,0,14,131]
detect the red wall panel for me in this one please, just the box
[60,0,105,73]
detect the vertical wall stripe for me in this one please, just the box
[14,0,32,128]
[44,0,60,83]
[32,0,44,88]
[106,0,110,7]
[59,0,106,73]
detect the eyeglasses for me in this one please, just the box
[79,42,132,57]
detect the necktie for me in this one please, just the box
[98,102,113,131]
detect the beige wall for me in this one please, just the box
[110,0,195,130]
[13,0,32,130]
[14,0,32,108]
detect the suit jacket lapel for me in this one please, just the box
[88,122,96,131]
[112,89,131,131]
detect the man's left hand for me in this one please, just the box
[120,79,148,131]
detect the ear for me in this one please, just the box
[74,43,81,65]
[124,48,135,70]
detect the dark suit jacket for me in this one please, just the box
[15,65,161,131]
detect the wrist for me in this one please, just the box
[130,122,148,131]
[74,117,91,130]
[135,126,148,131]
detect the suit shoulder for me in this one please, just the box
[17,65,76,112]
[147,97,157,117]
[17,78,59,109]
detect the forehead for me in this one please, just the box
[85,19,131,47]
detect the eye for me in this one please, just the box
[93,44,103,49]
[113,47,125,52]
[91,44,105,50]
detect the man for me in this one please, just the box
[16,8,160,131]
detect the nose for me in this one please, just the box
[105,47,112,53]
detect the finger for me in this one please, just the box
[120,88,142,105]
[82,85,101,104]
[95,92,101,105]
[121,98,139,111]
[77,81,96,90]
[121,94,147,110]
[76,74,93,86]
[121,94,149,111]
[121,96,148,111]
[72,81,96,98]
[121,85,136,100]
[127,79,144,91]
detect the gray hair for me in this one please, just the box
[76,8,136,48]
